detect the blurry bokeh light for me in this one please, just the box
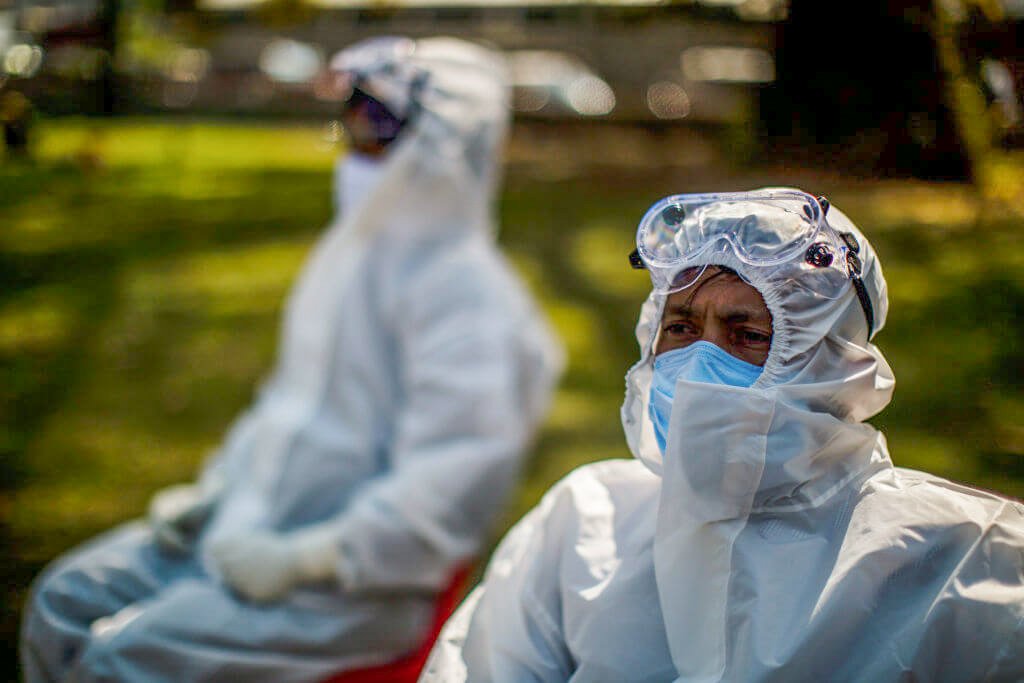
[167,48,210,84]
[982,58,1022,127]
[646,81,691,119]
[160,48,210,109]
[566,74,615,116]
[699,0,787,21]
[508,49,615,117]
[323,119,344,145]
[259,38,323,84]
[681,46,774,83]
[4,43,44,78]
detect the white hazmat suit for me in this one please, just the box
[21,36,563,683]
[422,193,1024,682]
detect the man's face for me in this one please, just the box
[340,102,390,158]
[655,266,773,366]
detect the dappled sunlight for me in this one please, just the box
[23,412,209,479]
[126,241,310,318]
[984,394,1024,456]
[143,170,259,201]
[877,263,938,307]
[981,154,1024,209]
[35,119,337,172]
[504,252,547,299]
[10,483,146,564]
[882,430,977,484]
[545,389,618,433]
[0,201,71,253]
[0,287,78,353]
[162,325,274,388]
[571,221,651,301]
[856,185,981,229]
[543,301,608,373]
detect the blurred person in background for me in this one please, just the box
[20,35,563,683]
[2,89,34,158]
[422,189,1024,682]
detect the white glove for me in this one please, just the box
[210,526,340,603]
[148,475,224,554]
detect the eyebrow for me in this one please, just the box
[666,303,772,325]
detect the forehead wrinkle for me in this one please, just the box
[664,301,770,323]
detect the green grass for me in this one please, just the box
[2,118,1023,675]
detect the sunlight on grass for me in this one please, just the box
[127,240,311,317]
[504,252,547,299]
[546,389,617,432]
[571,221,651,301]
[11,483,149,564]
[984,394,1024,456]
[0,203,70,253]
[879,263,938,307]
[851,185,981,229]
[21,412,210,479]
[544,301,605,367]
[35,119,337,171]
[885,431,978,484]
[0,287,78,353]
[12,409,223,560]
[981,153,1024,209]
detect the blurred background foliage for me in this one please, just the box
[2,0,1024,678]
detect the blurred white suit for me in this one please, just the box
[21,37,563,683]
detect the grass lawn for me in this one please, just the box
[2,118,1022,674]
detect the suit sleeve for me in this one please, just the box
[328,252,555,591]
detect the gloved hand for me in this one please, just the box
[210,525,339,603]
[148,475,224,554]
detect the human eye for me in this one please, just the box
[737,327,771,346]
[663,319,698,338]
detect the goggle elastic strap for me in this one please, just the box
[838,229,875,339]
[852,277,875,338]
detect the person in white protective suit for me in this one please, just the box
[421,189,1024,682]
[20,36,564,683]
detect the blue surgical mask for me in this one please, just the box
[648,340,765,452]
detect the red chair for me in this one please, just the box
[321,567,473,683]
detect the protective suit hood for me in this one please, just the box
[622,193,894,485]
[623,192,897,679]
[328,36,510,240]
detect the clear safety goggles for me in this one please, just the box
[629,190,875,336]
[341,85,406,147]
[324,68,428,149]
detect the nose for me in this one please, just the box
[700,321,730,351]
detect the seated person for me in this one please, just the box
[20,36,563,683]
[421,189,1024,682]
